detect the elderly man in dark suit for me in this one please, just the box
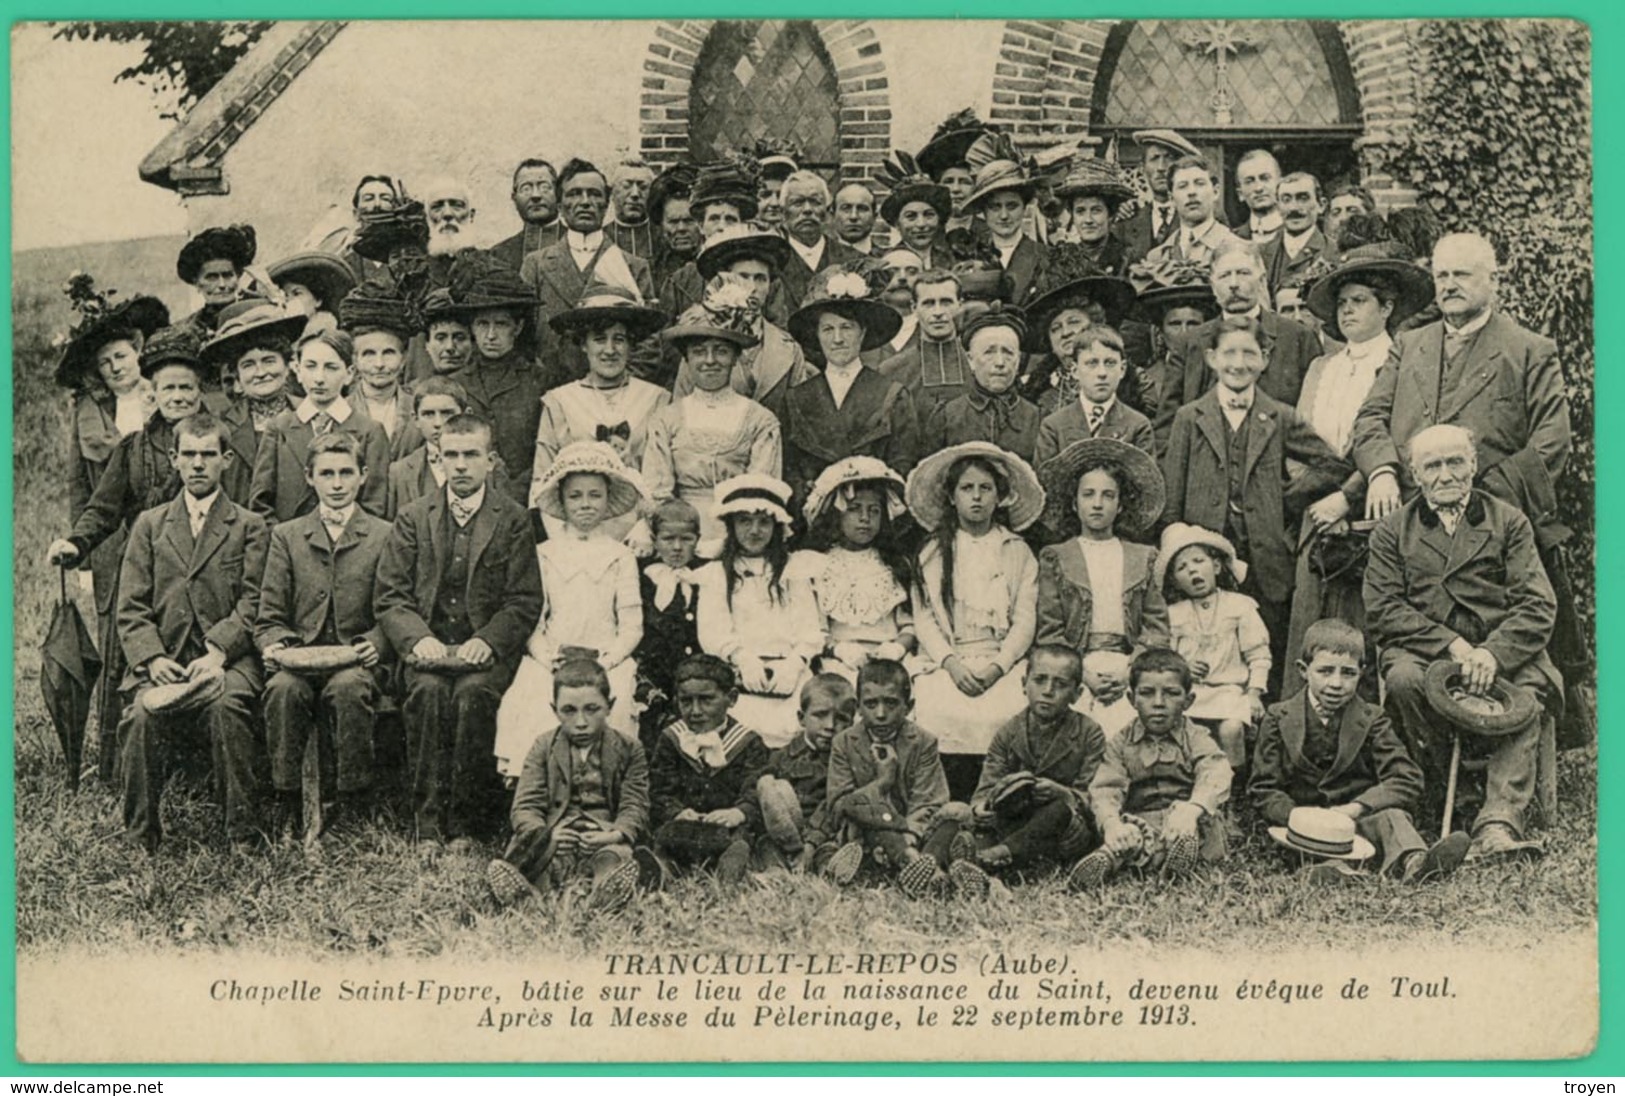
[490,158,563,271]
[779,171,865,310]
[1363,424,1558,858]
[1154,238,1321,454]
[519,159,656,386]
[1352,231,1583,737]
[374,413,543,848]
[116,413,270,851]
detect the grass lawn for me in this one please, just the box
[9,273,1599,961]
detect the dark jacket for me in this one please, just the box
[782,366,920,506]
[878,335,971,440]
[385,447,511,521]
[247,406,392,525]
[760,733,836,846]
[520,236,656,386]
[780,235,867,310]
[456,354,547,505]
[511,726,650,842]
[1155,309,1321,455]
[1035,539,1168,652]
[1249,689,1423,825]
[648,718,770,830]
[373,488,543,666]
[255,508,392,657]
[1260,228,1336,296]
[971,708,1107,818]
[923,386,1041,466]
[826,719,949,839]
[67,413,182,560]
[1034,398,1156,471]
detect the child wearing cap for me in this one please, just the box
[647,654,771,884]
[494,442,647,778]
[955,645,1104,892]
[1068,647,1233,890]
[795,457,918,679]
[487,658,653,912]
[753,673,856,872]
[1033,326,1155,470]
[921,307,1041,465]
[1035,438,1169,736]
[1158,522,1271,770]
[1251,619,1468,885]
[635,498,708,750]
[695,474,825,747]
[905,442,1043,799]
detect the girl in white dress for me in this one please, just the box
[695,474,824,747]
[495,442,648,778]
[532,285,669,542]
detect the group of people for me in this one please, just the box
[45,111,1580,912]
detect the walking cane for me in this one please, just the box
[1441,732,1462,837]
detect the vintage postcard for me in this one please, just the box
[9,16,1597,1064]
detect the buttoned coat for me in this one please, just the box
[520,237,656,387]
[782,366,920,505]
[510,726,650,842]
[971,709,1107,817]
[879,336,971,439]
[255,508,392,657]
[1350,311,1572,549]
[1363,492,1559,694]
[1249,689,1423,826]
[247,408,392,525]
[825,719,950,839]
[116,493,269,688]
[1035,539,1169,652]
[1161,388,1349,596]
[1155,309,1321,454]
[1033,398,1156,471]
[373,489,543,667]
[922,387,1041,466]
[1259,227,1336,296]
[780,234,866,310]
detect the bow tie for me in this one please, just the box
[596,421,631,442]
[318,505,351,530]
[646,562,701,611]
[1223,395,1253,412]
[425,446,442,467]
[449,493,480,526]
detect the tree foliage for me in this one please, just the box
[52,21,272,122]
[1367,19,1595,653]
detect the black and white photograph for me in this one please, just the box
[9,17,1597,1063]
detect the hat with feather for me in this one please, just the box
[917,108,994,181]
[878,150,953,227]
[52,273,171,390]
[1023,247,1137,351]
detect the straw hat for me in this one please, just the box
[803,456,907,525]
[904,442,1046,533]
[661,275,762,349]
[1305,242,1437,341]
[713,473,795,529]
[268,251,358,314]
[276,645,364,675]
[1053,154,1137,211]
[695,224,794,281]
[142,664,225,715]
[533,441,650,522]
[548,283,667,341]
[1268,806,1377,862]
[201,298,309,368]
[52,275,171,390]
[1155,523,1247,591]
[1421,660,1543,738]
[786,266,903,354]
[1039,437,1167,540]
[962,159,1035,214]
[176,224,256,284]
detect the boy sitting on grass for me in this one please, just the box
[1068,647,1233,891]
[754,673,856,873]
[487,659,651,912]
[647,654,771,885]
[954,645,1105,892]
[824,659,969,899]
[1250,619,1469,885]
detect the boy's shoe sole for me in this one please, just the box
[949,859,992,901]
[588,859,640,914]
[824,841,864,886]
[949,831,979,864]
[1066,849,1114,893]
[487,859,541,908]
[1162,833,1200,879]
[898,856,946,900]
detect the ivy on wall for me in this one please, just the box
[1368,18,1595,656]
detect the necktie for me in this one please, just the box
[1086,403,1106,433]
[189,503,207,539]
[1154,206,1171,239]
[449,494,478,527]
[311,410,335,437]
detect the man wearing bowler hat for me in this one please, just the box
[1363,424,1557,859]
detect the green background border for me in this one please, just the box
[1,0,1613,1075]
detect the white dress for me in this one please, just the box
[494,531,643,777]
[695,554,825,748]
[530,377,670,541]
[794,547,917,680]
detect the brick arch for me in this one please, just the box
[639,20,892,181]
[1339,20,1424,202]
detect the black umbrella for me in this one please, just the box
[40,568,100,790]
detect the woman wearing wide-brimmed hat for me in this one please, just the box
[337,280,421,461]
[533,283,670,542]
[961,149,1050,308]
[175,224,256,334]
[263,250,358,338]
[53,275,167,635]
[694,474,826,747]
[903,442,1044,796]
[656,160,791,328]
[780,265,917,508]
[494,441,650,777]
[878,151,954,271]
[1052,154,1136,276]
[1015,246,1138,415]
[47,322,216,780]
[1280,242,1437,697]
[200,297,308,503]
[645,277,784,546]
[1130,261,1221,417]
[670,226,812,420]
[917,108,995,237]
